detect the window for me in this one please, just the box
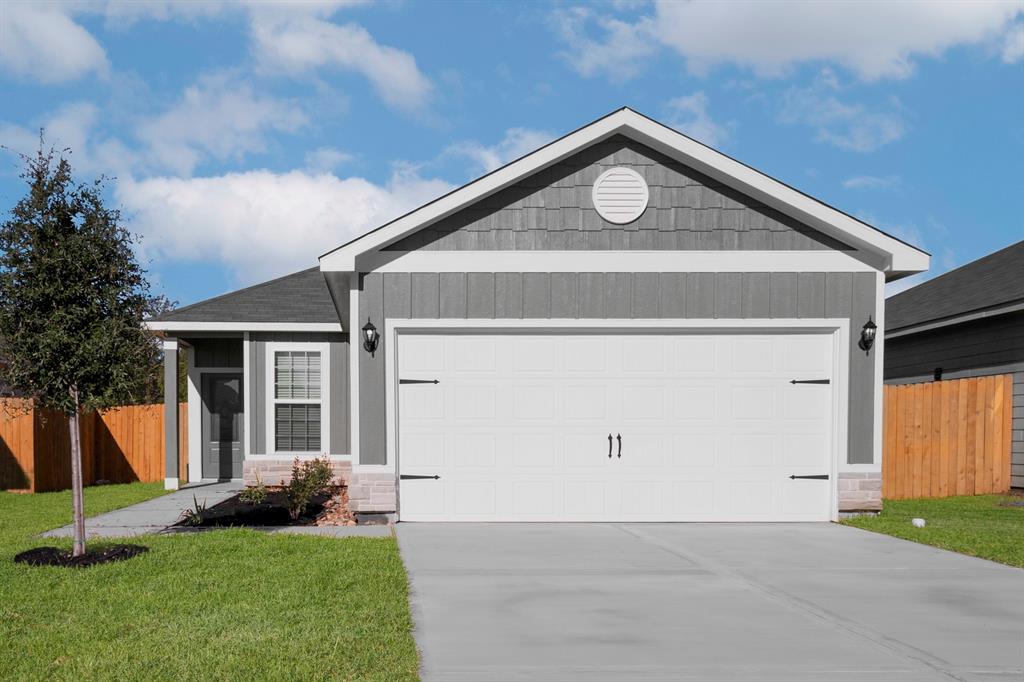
[273,351,322,452]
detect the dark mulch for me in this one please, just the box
[177,489,340,528]
[14,544,148,568]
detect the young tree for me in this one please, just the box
[0,142,166,556]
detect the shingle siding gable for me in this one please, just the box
[385,135,852,252]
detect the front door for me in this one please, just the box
[201,373,244,479]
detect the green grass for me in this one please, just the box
[843,494,1024,568]
[0,484,419,681]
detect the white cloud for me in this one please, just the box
[1003,22,1024,62]
[0,2,108,83]
[842,175,900,189]
[780,84,905,152]
[136,73,308,176]
[446,128,555,174]
[304,146,354,173]
[0,102,135,178]
[557,1,1024,82]
[553,7,657,81]
[665,92,730,147]
[250,13,433,111]
[117,168,453,285]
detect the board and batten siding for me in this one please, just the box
[885,311,1024,488]
[358,271,876,466]
[383,136,854,253]
[247,332,350,456]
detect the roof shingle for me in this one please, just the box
[156,267,340,324]
[887,240,1024,332]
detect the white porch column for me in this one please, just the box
[163,338,180,490]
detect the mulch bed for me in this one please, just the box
[14,544,148,568]
[177,487,356,528]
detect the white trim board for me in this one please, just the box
[358,250,879,274]
[321,108,928,276]
[147,322,343,333]
[382,317,851,521]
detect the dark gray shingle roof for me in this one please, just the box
[157,267,340,324]
[887,240,1024,332]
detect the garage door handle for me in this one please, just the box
[789,474,829,480]
[616,433,622,458]
[400,475,440,480]
[608,434,613,459]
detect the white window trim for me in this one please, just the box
[380,318,851,521]
[264,341,331,457]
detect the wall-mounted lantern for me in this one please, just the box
[362,318,379,356]
[858,316,877,353]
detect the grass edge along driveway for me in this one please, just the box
[842,494,1024,569]
[0,483,419,681]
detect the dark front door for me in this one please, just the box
[201,373,243,479]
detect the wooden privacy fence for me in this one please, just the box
[884,375,1012,500]
[0,399,187,493]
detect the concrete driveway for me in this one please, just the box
[396,523,1024,681]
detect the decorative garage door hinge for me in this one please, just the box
[789,474,829,480]
[789,379,830,385]
[400,474,441,480]
[399,379,439,385]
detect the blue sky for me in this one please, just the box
[1,1,1022,307]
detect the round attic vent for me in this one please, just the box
[592,167,649,224]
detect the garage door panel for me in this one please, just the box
[453,433,496,467]
[398,332,834,522]
[453,337,496,371]
[728,433,777,467]
[672,386,717,420]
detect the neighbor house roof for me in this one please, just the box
[887,240,1024,336]
[148,267,342,332]
[320,107,929,278]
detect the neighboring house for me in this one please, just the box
[148,108,928,521]
[885,240,1024,488]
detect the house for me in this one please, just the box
[885,240,1024,489]
[147,108,929,521]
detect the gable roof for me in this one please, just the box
[148,267,342,331]
[887,240,1024,335]
[320,107,929,278]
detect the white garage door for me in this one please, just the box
[397,332,835,522]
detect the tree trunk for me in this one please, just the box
[69,386,86,557]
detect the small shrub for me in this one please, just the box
[239,471,267,505]
[286,457,334,520]
[178,494,207,526]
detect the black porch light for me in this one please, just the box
[858,316,877,353]
[361,318,379,356]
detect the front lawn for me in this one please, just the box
[843,494,1024,569]
[0,483,419,681]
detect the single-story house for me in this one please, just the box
[885,240,1023,488]
[148,108,929,522]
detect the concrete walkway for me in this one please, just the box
[42,481,243,538]
[397,522,1024,682]
[41,481,393,539]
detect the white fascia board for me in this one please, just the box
[360,250,877,273]
[320,109,928,276]
[146,322,343,333]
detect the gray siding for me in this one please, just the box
[190,338,243,368]
[248,332,350,455]
[384,136,853,253]
[357,271,876,466]
[885,311,1024,487]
